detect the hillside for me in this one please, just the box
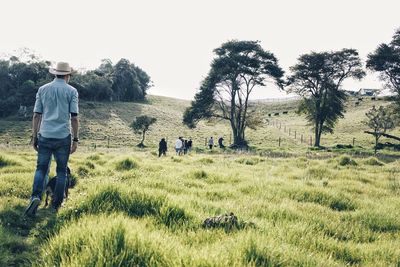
[0,95,399,154]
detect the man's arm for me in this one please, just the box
[70,115,79,154]
[32,112,42,151]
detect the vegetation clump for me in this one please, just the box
[289,189,356,211]
[0,156,17,168]
[115,158,138,171]
[192,170,208,179]
[363,157,384,166]
[338,155,357,166]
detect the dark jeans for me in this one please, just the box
[158,149,166,157]
[31,134,71,208]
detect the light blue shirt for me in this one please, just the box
[33,78,79,139]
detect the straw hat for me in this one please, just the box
[49,62,73,75]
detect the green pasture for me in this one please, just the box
[0,148,399,266]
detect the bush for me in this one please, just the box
[115,158,138,171]
[192,170,208,179]
[338,155,357,166]
[76,166,90,177]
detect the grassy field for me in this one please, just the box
[1,95,400,266]
[0,147,400,266]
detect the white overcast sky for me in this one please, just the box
[1,0,399,99]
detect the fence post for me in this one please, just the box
[205,138,207,146]
[310,136,312,146]
[301,134,303,143]
[107,136,110,148]
[352,137,355,147]
[278,137,281,147]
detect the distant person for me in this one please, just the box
[218,137,225,149]
[187,138,193,153]
[158,138,167,157]
[183,139,188,155]
[208,137,214,149]
[25,62,79,216]
[175,137,183,155]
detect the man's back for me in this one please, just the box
[34,78,79,139]
[175,139,182,148]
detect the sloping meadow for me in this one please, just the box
[0,148,399,266]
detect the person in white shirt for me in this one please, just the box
[208,137,214,149]
[175,137,183,155]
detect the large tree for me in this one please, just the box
[183,40,284,147]
[287,49,365,147]
[367,28,400,109]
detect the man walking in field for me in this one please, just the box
[25,62,79,216]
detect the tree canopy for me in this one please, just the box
[183,40,284,147]
[364,105,397,154]
[287,49,365,147]
[367,28,400,109]
[130,115,157,147]
[0,51,152,118]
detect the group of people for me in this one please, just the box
[175,137,193,155]
[208,136,225,149]
[23,61,228,217]
[158,137,193,157]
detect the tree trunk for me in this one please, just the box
[141,131,146,145]
[314,123,320,147]
[231,125,247,148]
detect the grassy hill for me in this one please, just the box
[1,95,399,155]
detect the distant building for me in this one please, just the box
[357,88,381,96]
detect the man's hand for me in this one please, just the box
[70,141,78,154]
[31,136,38,152]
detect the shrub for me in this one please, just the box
[192,170,208,179]
[76,166,90,177]
[338,155,357,166]
[115,158,138,171]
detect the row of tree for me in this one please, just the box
[0,55,151,117]
[184,28,400,148]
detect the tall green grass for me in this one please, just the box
[0,148,399,266]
